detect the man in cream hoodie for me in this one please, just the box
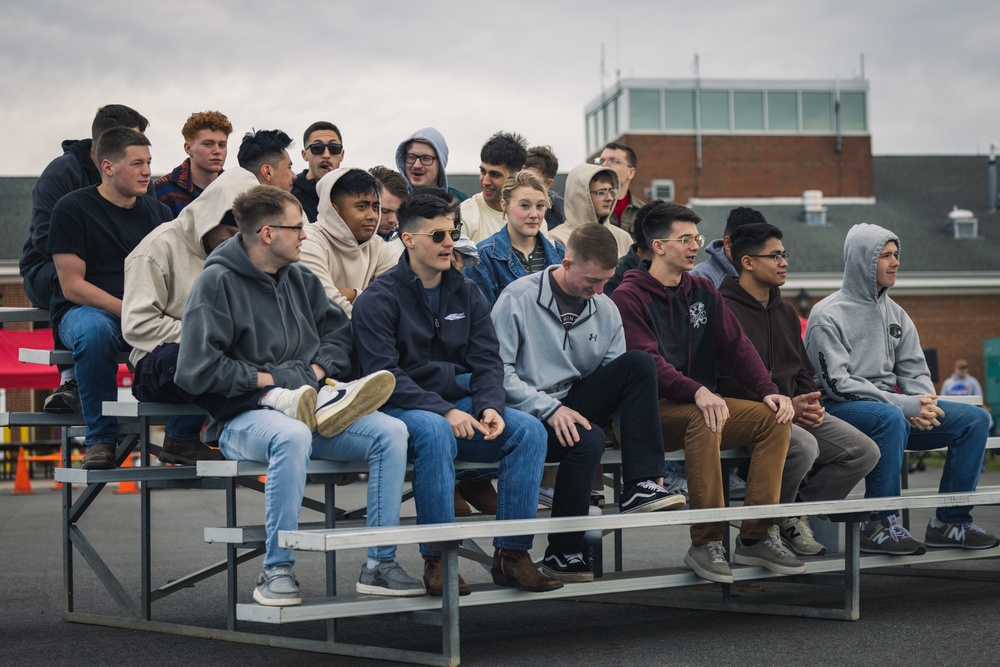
[299,168,398,317]
[549,163,632,259]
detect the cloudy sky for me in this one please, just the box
[2,0,998,177]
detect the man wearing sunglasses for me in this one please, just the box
[613,203,804,584]
[292,121,345,222]
[717,222,879,557]
[353,189,560,595]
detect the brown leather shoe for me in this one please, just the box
[491,549,563,592]
[454,485,472,517]
[422,555,471,596]
[159,435,225,465]
[456,479,497,514]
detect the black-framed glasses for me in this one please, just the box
[306,142,343,156]
[653,234,706,248]
[404,153,438,166]
[257,224,305,234]
[746,252,790,263]
[410,228,461,243]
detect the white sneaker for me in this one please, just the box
[315,371,396,437]
[777,516,826,556]
[266,386,317,431]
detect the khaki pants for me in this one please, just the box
[658,397,791,545]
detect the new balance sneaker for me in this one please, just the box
[538,486,555,508]
[733,535,806,575]
[43,379,81,413]
[619,479,686,514]
[777,516,827,556]
[727,471,747,500]
[253,565,301,606]
[925,519,1000,550]
[661,468,689,500]
[315,371,395,437]
[684,541,733,584]
[540,549,595,583]
[859,515,926,555]
[356,561,426,597]
[266,385,318,431]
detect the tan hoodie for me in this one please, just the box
[122,168,259,365]
[549,163,633,257]
[299,168,398,317]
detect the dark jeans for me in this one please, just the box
[133,342,265,429]
[546,350,666,553]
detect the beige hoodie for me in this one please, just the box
[122,168,259,365]
[299,168,398,317]
[549,163,633,257]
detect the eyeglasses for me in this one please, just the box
[306,142,343,156]
[257,224,305,234]
[404,153,438,166]
[590,188,618,199]
[410,228,462,243]
[654,234,706,248]
[593,156,632,168]
[746,252,790,263]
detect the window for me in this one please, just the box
[767,92,798,131]
[629,89,661,130]
[700,91,730,131]
[586,113,597,153]
[733,91,764,131]
[802,92,833,131]
[606,96,619,138]
[664,90,694,130]
[839,92,866,131]
[596,107,605,145]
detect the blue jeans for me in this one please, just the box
[825,400,990,523]
[59,306,127,446]
[383,397,547,556]
[218,409,408,568]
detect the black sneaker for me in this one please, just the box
[81,443,116,470]
[925,519,1000,550]
[158,435,225,466]
[540,549,594,582]
[619,479,687,514]
[43,379,81,413]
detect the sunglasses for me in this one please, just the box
[410,228,462,243]
[306,142,344,156]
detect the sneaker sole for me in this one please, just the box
[860,543,927,556]
[683,552,733,584]
[924,538,1000,550]
[252,589,301,606]
[316,372,395,438]
[294,388,318,432]
[620,493,687,514]
[356,582,427,597]
[732,553,806,575]
[539,564,595,583]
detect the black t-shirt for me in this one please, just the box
[47,185,172,325]
[548,270,585,330]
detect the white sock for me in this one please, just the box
[366,558,380,570]
[61,369,75,382]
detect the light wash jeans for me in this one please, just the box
[383,396,547,556]
[825,399,990,523]
[59,305,127,446]
[218,409,408,568]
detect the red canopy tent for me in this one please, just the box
[0,329,132,390]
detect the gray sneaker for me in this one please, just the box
[356,561,426,597]
[684,541,733,584]
[253,565,301,606]
[860,515,926,555]
[733,535,807,575]
[777,516,827,556]
[925,519,1000,550]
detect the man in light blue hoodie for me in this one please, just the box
[805,223,998,554]
[394,127,467,202]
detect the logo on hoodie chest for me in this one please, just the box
[888,324,902,339]
[689,302,708,328]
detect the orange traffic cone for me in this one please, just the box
[115,454,139,495]
[12,447,34,495]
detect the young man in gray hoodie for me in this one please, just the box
[805,223,998,554]
[394,127,467,202]
[175,185,423,606]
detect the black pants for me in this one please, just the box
[546,350,666,553]
[132,342,265,423]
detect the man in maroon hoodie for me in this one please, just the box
[612,202,802,584]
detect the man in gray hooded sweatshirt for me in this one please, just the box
[394,127,467,202]
[805,223,998,554]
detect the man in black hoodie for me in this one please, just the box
[20,104,149,413]
[718,222,879,556]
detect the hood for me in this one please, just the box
[395,127,450,190]
[62,138,100,183]
[719,274,781,311]
[314,167,382,253]
[563,163,620,230]
[703,238,730,265]
[842,223,899,303]
[174,168,259,257]
[204,231,289,286]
